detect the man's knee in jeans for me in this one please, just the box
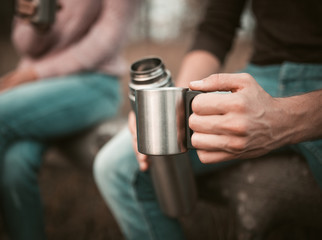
[93,127,137,193]
[93,142,120,193]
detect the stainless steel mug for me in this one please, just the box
[135,87,200,155]
[129,57,197,217]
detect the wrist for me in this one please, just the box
[273,93,319,146]
[271,98,299,146]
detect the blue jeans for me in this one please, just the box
[93,62,322,240]
[0,72,120,240]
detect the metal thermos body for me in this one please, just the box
[129,57,197,217]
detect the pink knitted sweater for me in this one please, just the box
[12,0,136,78]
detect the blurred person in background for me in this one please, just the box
[0,0,136,239]
[94,0,322,239]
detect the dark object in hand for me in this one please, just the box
[15,0,58,30]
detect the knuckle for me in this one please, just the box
[229,138,247,152]
[231,96,247,112]
[231,120,248,135]
[209,73,219,81]
[239,72,257,87]
[239,73,252,82]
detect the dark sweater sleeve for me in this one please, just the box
[190,0,247,64]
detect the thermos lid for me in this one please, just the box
[130,57,166,84]
[129,56,172,102]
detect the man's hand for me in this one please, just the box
[17,0,37,16]
[189,73,291,164]
[0,68,38,92]
[128,111,149,171]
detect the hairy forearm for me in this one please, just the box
[278,89,322,145]
[175,50,221,87]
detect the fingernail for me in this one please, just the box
[190,80,203,87]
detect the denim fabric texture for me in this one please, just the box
[93,62,322,240]
[0,72,120,240]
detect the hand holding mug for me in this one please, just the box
[189,73,289,164]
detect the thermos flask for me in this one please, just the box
[129,57,197,217]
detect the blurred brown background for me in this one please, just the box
[0,0,253,239]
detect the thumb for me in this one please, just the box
[189,73,248,92]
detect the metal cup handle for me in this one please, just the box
[185,90,202,149]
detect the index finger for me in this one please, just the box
[189,73,251,92]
